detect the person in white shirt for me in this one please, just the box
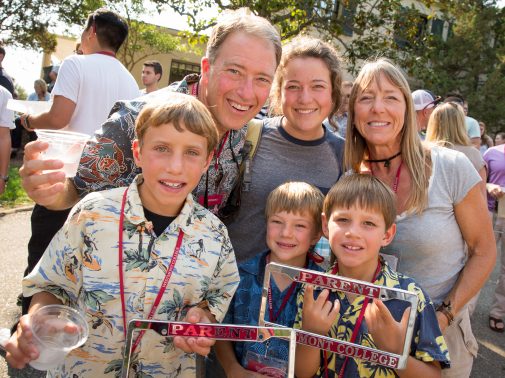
[0,85,14,195]
[19,8,139,136]
[16,8,139,315]
[141,60,162,94]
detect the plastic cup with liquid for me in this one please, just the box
[28,305,89,371]
[35,130,89,177]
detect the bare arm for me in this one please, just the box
[0,127,10,195]
[439,184,496,330]
[470,137,480,150]
[25,95,75,130]
[478,166,487,200]
[397,359,441,378]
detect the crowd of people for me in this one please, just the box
[0,6,503,378]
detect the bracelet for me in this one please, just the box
[21,114,32,130]
[436,301,455,325]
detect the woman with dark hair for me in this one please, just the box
[345,58,496,377]
[225,36,345,263]
[479,121,494,155]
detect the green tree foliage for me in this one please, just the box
[156,0,434,74]
[159,0,504,132]
[416,0,505,133]
[109,1,182,71]
[0,0,100,51]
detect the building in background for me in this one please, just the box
[41,27,204,89]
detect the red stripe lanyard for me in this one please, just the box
[370,161,403,194]
[266,254,308,322]
[118,188,184,353]
[191,81,199,97]
[323,260,381,378]
[214,131,230,171]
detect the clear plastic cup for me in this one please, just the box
[35,130,89,177]
[28,305,89,371]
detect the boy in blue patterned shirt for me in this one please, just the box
[216,181,325,377]
[295,174,450,378]
[6,94,240,377]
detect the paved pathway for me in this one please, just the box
[0,210,503,377]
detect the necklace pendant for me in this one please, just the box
[384,160,391,168]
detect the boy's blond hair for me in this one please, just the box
[265,181,325,234]
[323,174,397,230]
[135,94,219,155]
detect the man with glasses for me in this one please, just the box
[412,89,441,140]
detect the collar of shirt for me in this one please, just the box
[123,174,197,237]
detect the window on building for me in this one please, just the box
[431,18,445,39]
[394,7,428,49]
[337,0,357,36]
[168,60,201,84]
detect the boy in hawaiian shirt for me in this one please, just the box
[215,181,325,377]
[6,94,240,377]
[295,174,450,378]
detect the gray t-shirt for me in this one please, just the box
[382,146,481,305]
[225,116,345,262]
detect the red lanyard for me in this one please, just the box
[266,255,305,322]
[96,51,116,58]
[267,282,297,322]
[191,81,199,97]
[118,188,184,353]
[214,131,230,171]
[323,260,382,378]
[370,161,403,194]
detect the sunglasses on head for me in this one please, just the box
[422,96,442,111]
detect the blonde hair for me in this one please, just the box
[345,58,430,214]
[425,102,471,147]
[33,79,47,95]
[135,93,219,155]
[265,181,325,234]
[269,36,342,130]
[323,174,397,230]
[206,8,282,67]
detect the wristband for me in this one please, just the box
[21,114,32,131]
[436,301,454,325]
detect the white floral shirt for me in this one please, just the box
[24,175,239,378]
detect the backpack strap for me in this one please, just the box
[240,119,264,192]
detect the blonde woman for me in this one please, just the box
[27,79,50,102]
[345,58,496,377]
[425,102,487,198]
